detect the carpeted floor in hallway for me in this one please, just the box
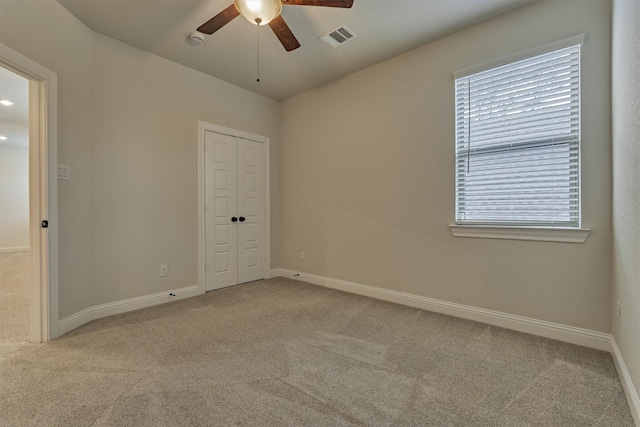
[0,251,30,343]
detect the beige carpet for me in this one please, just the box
[0,251,30,343]
[0,277,635,426]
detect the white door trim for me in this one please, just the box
[0,43,58,342]
[197,121,271,294]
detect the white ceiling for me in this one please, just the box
[55,0,534,101]
[0,66,29,148]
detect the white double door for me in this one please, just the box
[205,131,265,291]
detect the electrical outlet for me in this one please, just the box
[299,251,305,261]
[616,301,621,325]
[160,264,169,277]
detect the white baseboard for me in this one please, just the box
[274,268,612,352]
[611,338,640,425]
[58,285,201,337]
[0,246,29,253]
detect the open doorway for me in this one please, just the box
[0,42,58,343]
[0,66,30,343]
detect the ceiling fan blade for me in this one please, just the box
[197,4,240,35]
[282,0,354,7]
[268,16,301,52]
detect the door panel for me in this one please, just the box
[205,131,238,291]
[237,139,265,284]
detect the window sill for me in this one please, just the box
[449,225,591,243]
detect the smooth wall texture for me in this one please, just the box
[612,0,640,409]
[1,0,280,320]
[280,0,612,331]
[90,33,280,306]
[0,144,29,250]
[0,0,94,317]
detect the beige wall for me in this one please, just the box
[612,0,640,410]
[89,33,280,305]
[0,0,281,319]
[0,144,29,250]
[0,0,94,317]
[280,0,612,331]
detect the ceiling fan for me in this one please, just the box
[197,0,355,52]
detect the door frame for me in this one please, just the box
[197,121,271,293]
[0,43,58,342]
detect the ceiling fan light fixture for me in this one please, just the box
[234,0,282,25]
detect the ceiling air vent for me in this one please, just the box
[319,25,357,49]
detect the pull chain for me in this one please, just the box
[255,18,262,83]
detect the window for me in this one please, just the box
[454,43,581,228]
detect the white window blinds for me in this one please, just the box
[455,44,581,227]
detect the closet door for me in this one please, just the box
[204,131,265,291]
[204,131,238,291]
[237,139,265,284]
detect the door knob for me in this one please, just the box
[231,217,238,222]
[239,216,246,222]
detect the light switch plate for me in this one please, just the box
[57,165,70,181]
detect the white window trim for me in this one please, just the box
[449,225,591,243]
